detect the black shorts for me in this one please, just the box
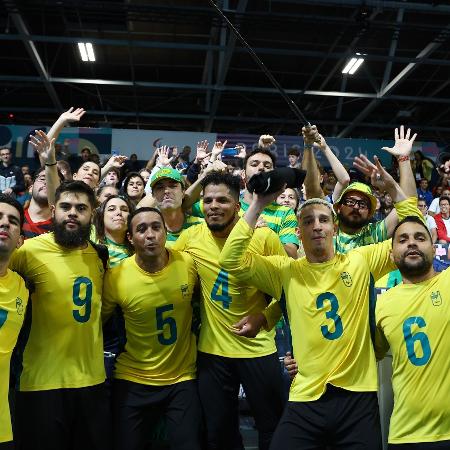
[389,442,450,450]
[14,383,112,450]
[270,384,382,450]
[197,351,285,450]
[112,378,202,450]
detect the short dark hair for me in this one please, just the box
[288,147,300,157]
[201,172,241,201]
[55,181,96,209]
[439,195,450,205]
[243,147,277,170]
[391,216,432,242]
[127,207,166,237]
[0,193,24,229]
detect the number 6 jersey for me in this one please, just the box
[375,268,450,444]
[9,233,105,391]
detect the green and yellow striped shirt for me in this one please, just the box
[334,220,387,254]
[166,214,204,247]
[104,237,131,268]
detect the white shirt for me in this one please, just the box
[428,197,440,214]
[425,214,437,231]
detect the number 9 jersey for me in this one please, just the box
[9,233,106,391]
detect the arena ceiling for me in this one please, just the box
[0,0,449,145]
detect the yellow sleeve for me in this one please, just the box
[8,246,27,276]
[356,239,396,281]
[262,299,282,331]
[374,324,390,361]
[101,270,119,324]
[219,218,285,299]
[395,196,423,223]
[171,227,191,252]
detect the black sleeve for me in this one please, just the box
[12,166,25,193]
[186,162,201,184]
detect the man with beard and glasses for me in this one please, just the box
[9,181,111,450]
[218,158,422,450]
[172,172,286,450]
[22,168,54,238]
[0,194,28,450]
[375,216,450,449]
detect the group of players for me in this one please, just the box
[0,119,449,450]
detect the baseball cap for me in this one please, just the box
[334,181,377,217]
[150,167,184,188]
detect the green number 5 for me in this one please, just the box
[156,304,177,345]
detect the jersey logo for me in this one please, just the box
[16,297,24,315]
[340,272,353,287]
[180,284,189,298]
[430,291,442,306]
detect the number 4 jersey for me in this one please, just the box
[9,233,106,391]
[375,268,450,444]
[102,250,198,385]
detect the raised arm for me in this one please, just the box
[301,125,323,199]
[313,134,350,202]
[101,155,127,180]
[29,130,59,207]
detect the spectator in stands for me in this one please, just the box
[22,167,53,238]
[417,178,433,206]
[21,164,30,176]
[0,147,25,196]
[417,198,437,242]
[139,168,150,184]
[93,194,133,267]
[413,150,436,182]
[122,172,145,207]
[123,153,141,175]
[434,196,450,243]
[80,146,92,162]
[96,185,119,206]
[428,188,450,217]
[287,147,301,169]
[380,191,394,217]
[102,167,120,187]
[277,188,300,213]
[56,160,72,181]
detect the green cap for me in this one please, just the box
[334,181,377,217]
[150,167,184,188]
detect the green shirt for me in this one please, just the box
[104,237,130,268]
[334,220,387,254]
[165,214,204,247]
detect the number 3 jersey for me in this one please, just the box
[9,233,105,391]
[375,268,450,444]
[219,218,396,402]
[0,269,28,442]
[172,222,286,358]
[102,250,198,386]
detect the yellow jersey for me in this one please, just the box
[375,269,450,444]
[219,218,397,401]
[102,250,198,386]
[172,222,285,358]
[0,269,28,443]
[10,233,105,391]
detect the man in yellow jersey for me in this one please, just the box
[102,207,201,450]
[10,181,110,450]
[172,172,286,450]
[375,216,450,449]
[0,194,28,450]
[218,159,421,450]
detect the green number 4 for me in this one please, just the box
[211,269,232,310]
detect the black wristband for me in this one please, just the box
[45,162,57,166]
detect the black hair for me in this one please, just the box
[391,216,432,242]
[0,192,24,229]
[94,195,135,254]
[55,180,96,209]
[121,172,145,192]
[439,195,450,205]
[288,147,300,157]
[127,207,166,237]
[201,172,241,201]
[243,147,277,170]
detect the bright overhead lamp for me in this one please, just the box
[342,55,365,75]
[78,42,95,62]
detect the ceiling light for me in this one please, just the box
[77,42,95,62]
[342,55,365,75]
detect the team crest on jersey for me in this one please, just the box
[430,291,442,306]
[16,297,24,315]
[180,284,189,298]
[340,272,352,287]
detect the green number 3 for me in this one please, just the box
[316,292,344,340]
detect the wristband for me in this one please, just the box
[397,155,410,162]
[304,144,313,149]
[45,162,57,166]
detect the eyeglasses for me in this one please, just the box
[342,198,370,210]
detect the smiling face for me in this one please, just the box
[73,162,100,188]
[244,152,274,184]
[277,188,298,210]
[391,220,434,278]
